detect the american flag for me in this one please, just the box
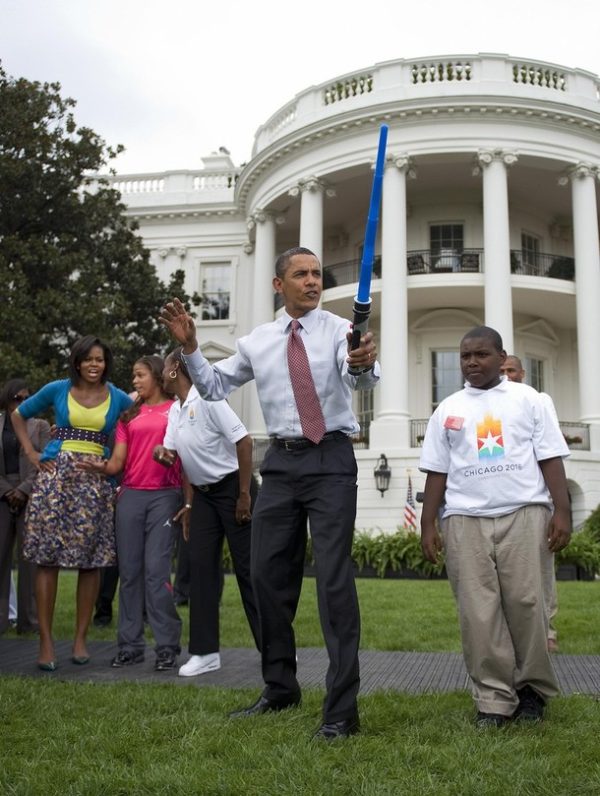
[404,475,417,531]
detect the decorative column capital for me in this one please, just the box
[387,153,416,179]
[248,208,282,226]
[476,149,519,169]
[243,240,255,254]
[157,248,169,259]
[289,176,333,198]
[175,246,187,259]
[559,162,598,185]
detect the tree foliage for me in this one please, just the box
[0,63,195,391]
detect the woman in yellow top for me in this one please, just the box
[12,336,132,670]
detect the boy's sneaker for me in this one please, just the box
[155,649,178,671]
[111,649,145,668]
[514,685,545,722]
[178,653,221,677]
[475,711,510,728]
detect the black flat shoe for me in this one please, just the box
[313,717,360,740]
[229,694,301,718]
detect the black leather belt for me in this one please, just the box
[192,470,238,492]
[270,431,347,451]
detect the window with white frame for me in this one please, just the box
[431,350,462,410]
[524,356,544,392]
[521,233,540,270]
[430,224,464,255]
[199,262,231,321]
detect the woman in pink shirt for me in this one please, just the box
[80,355,185,671]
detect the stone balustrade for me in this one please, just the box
[253,53,600,154]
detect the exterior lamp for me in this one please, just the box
[374,453,391,497]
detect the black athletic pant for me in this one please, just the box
[188,472,260,654]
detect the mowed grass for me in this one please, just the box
[9,571,600,654]
[2,575,600,795]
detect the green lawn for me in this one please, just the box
[2,575,599,795]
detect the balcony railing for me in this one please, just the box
[559,421,590,450]
[411,419,430,448]
[510,251,575,280]
[407,249,483,274]
[411,419,590,450]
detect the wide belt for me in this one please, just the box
[52,427,109,446]
[270,431,347,451]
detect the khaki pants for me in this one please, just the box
[442,505,559,716]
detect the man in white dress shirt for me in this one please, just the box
[160,246,380,740]
[500,354,561,653]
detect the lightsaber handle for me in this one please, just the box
[348,299,371,375]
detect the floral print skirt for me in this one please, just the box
[23,451,117,568]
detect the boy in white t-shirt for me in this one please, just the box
[419,326,571,728]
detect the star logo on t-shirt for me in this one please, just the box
[476,415,504,459]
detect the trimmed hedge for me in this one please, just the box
[223,523,600,579]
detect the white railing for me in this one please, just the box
[512,62,566,91]
[253,54,600,154]
[103,168,240,198]
[411,61,472,84]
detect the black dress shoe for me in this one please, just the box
[229,694,301,718]
[313,716,360,740]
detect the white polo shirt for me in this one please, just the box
[163,386,248,486]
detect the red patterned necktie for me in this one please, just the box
[287,319,327,444]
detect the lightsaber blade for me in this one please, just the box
[348,123,388,374]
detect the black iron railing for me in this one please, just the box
[406,249,483,274]
[510,251,575,280]
[411,419,589,450]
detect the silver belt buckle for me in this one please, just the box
[198,485,210,492]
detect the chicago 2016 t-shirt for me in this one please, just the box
[419,379,569,518]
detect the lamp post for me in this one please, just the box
[374,453,391,497]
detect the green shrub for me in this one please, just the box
[351,528,445,578]
[556,529,600,576]
[583,504,600,544]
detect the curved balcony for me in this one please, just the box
[273,249,574,311]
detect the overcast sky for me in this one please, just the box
[2,0,599,175]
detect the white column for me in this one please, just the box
[246,210,277,437]
[252,210,276,327]
[570,164,600,449]
[478,150,517,353]
[369,155,411,450]
[298,178,324,263]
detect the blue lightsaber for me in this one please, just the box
[348,124,388,373]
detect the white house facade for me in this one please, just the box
[109,53,600,532]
